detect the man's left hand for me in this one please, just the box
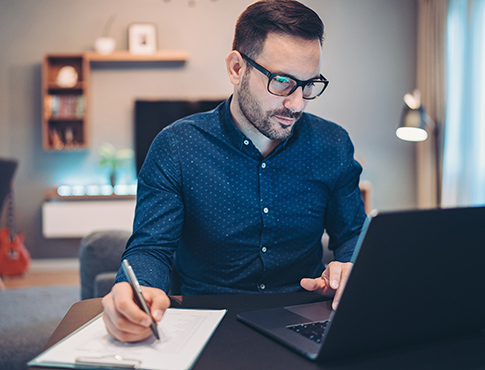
[300,261,353,310]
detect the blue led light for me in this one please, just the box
[57,185,72,196]
[101,185,113,196]
[72,185,85,196]
[86,185,101,196]
[56,182,136,197]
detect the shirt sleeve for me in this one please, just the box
[325,132,367,263]
[115,129,184,292]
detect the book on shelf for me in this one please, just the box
[46,95,84,119]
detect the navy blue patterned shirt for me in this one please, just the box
[116,97,366,294]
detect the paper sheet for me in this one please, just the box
[29,308,226,370]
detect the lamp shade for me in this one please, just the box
[396,105,428,142]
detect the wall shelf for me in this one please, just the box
[85,50,189,62]
[41,50,189,151]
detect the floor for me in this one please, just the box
[0,258,80,289]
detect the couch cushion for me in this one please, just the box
[79,230,131,300]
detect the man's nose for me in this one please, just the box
[283,86,305,113]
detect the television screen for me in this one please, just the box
[134,100,224,174]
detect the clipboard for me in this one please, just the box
[28,308,226,370]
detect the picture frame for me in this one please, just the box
[128,23,157,54]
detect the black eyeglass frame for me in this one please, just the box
[240,53,329,100]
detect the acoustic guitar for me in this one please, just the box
[0,190,30,276]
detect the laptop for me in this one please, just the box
[0,158,18,213]
[237,206,485,361]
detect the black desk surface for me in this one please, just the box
[31,292,485,370]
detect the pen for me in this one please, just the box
[122,259,160,340]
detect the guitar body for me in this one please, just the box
[0,227,30,276]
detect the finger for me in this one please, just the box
[331,263,353,310]
[300,277,333,297]
[332,287,343,311]
[113,283,152,327]
[300,277,319,292]
[103,283,155,341]
[142,287,171,322]
[102,310,152,342]
[326,262,343,290]
[102,291,152,342]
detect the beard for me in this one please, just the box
[237,73,303,141]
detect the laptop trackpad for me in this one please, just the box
[284,301,333,322]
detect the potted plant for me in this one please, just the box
[98,143,133,187]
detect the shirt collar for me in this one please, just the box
[220,96,249,152]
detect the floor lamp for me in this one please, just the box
[396,90,441,207]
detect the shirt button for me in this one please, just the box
[261,163,266,169]
[243,139,249,146]
[261,246,267,253]
[260,284,266,290]
[263,207,269,214]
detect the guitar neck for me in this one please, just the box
[6,191,16,241]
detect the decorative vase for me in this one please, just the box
[94,37,116,54]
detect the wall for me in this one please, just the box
[0,0,418,259]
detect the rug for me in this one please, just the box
[0,285,80,370]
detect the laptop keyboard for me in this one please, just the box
[287,320,329,343]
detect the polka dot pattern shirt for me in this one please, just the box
[117,98,366,294]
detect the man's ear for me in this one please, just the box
[225,50,245,86]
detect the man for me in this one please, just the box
[103,0,366,342]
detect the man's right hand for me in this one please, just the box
[102,282,170,342]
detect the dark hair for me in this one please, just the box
[232,0,324,58]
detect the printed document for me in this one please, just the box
[29,308,226,370]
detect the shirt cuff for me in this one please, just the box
[115,253,172,293]
[332,234,360,262]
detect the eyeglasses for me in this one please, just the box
[240,53,329,100]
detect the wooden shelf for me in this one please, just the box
[44,188,136,201]
[47,82,85,91]
[84,50,189,62]
[41,50,189,151]
[47,117,84,122]
[42,54,89,151]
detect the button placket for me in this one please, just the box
[258,157,272,294]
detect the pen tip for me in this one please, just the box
[153,327,160,340]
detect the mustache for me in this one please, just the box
[271,108,302,119]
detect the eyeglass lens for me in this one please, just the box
[269,75,326,99]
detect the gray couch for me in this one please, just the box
[79,230,182,299]
[79,230,131,300]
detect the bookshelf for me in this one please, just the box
[42,54,89,150]
[41,51,189,151]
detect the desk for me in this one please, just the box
[32,292,485,370]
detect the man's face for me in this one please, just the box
[236,33,322,141]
